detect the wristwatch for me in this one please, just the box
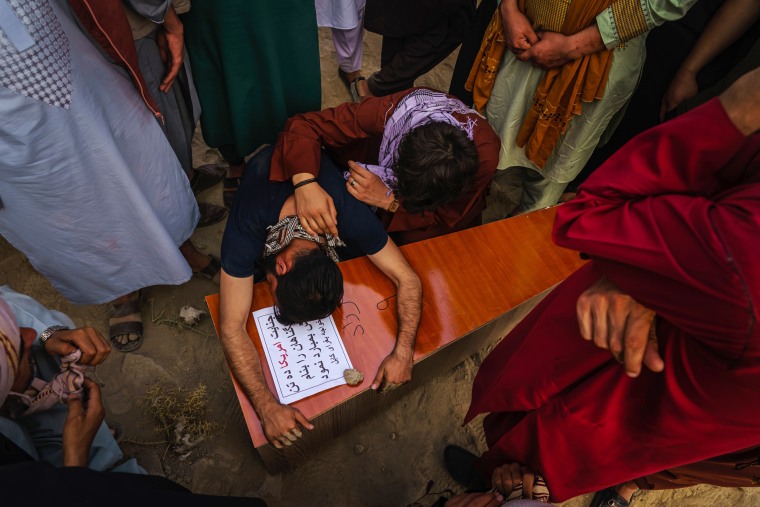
[387,198,400,213]
[39,325,69,344]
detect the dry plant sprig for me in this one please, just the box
[149,298,211,337]
[139,383,221,459]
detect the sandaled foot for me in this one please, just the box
[109,292,143,352]
[194,255,221,284]
[339,68,364,91]
[189,164,226,195]
[197,202,228,228]
[349,77,368,103]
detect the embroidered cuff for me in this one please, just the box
[597,0,651,48]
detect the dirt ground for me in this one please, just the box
[1,26,758,507]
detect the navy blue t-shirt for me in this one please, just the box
[221,147,388,280]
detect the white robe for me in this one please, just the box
[0,0,198,304]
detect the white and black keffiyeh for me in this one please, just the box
[263,215,346,264]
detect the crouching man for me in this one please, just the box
[0,286,139,472]
[219,147,422,449]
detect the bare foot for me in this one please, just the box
[616,481,639,503]
[355,78,374,100]
[343,69,363,82]
[226,162,245,180]
[179,240,221,283]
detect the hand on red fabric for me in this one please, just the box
[157,7,184,93]
[576,276,664,377]
[660,69,699,122]
[500,0,539,54]
[293,177,338,237]
[346,161,394,210]
[371,347,413,392]
[517,31,575,69]
[62,379,105,467]
[44,327,111,365]
[258,400,314,449]
[445,492,504,507]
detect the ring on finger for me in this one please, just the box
[350,179,358,188]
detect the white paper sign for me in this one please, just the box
[253,307,353,404]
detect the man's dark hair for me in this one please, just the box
[261,249,344,325]
[393,122,479,214]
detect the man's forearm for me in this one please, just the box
[567,25,605,59]
[393,274,422,355]
[220,328,278,414]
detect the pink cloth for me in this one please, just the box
[9,348,91,418]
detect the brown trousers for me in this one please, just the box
[636,447,760,490]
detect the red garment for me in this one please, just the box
[68,0,161,119]
[270,88,501,245]
[465,98,760,501]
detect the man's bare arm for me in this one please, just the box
[219,270,313,447]
[366,239,422,390]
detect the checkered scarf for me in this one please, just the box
[346,89,480,189]
[262,215,346,264]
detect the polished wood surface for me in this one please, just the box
[206,207,585,464]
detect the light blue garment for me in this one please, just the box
[0,286,144,473]
[0,0,198,304]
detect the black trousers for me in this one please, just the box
[448,0,497,104]
[364,0,475,96]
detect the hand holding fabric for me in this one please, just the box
[346,161,394,210]
[62,379,105,467]
[500,0,539,54]
[576,276,664,377]
[44,327,111,366]
[293,180,339,237]
[259,401,314,449]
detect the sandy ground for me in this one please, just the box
[1,26,758,507]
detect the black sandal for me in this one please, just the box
[197,202,227,228]
[189,164,226,195]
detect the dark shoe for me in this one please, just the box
[589,488,630,507]
[443,445,489,491]
[194,255,221,284]
[197,202,227,228]
[189,164,226,195]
